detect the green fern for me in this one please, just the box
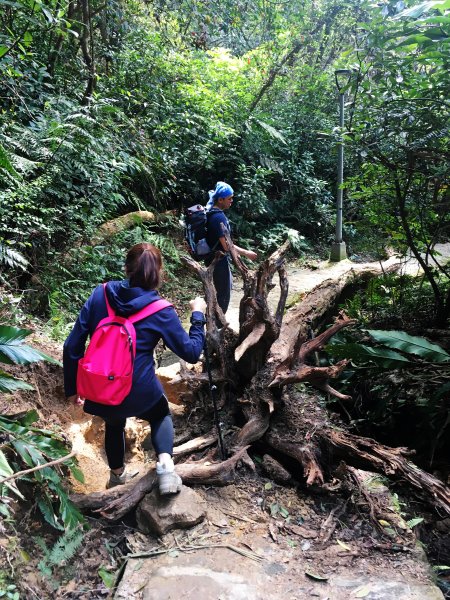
[37,528,85,578]
[0,242,28,271]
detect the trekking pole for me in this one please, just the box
[203,341,226,461]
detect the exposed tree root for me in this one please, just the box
[323,429,450,516]
[71,447,250,520]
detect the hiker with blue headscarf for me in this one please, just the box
[205,181,257,314]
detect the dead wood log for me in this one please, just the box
[269,312,356,397]
[91,210,176,245]
[71,447,250,520]
[173,431,232,457]
[322,429,450,516]
[230,257,403,453]
[181,253,237,381]
[261,455,292,484]
[226,234,290,380]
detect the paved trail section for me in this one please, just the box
[225,242,450,332]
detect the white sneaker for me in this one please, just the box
[156,462,182,495]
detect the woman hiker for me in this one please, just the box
[205,181,258,314]
[63,242,206,492]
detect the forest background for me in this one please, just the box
[1,0,448,328]
[0,0,449,596]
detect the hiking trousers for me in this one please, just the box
[211,257,232,314]
[103,395,173,470]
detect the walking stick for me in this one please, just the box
[203,341,226,460]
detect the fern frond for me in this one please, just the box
[0,243,29,270]
[47,528,85,566]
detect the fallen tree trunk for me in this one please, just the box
[91,210,176,245]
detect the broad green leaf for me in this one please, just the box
[0,343,61,365]
[69,464,85,483]
[98,567,116,589]
[0,46,7,58]
[365,330,450,363]
[0,326,33,345]
[326,342,410,368]
[394,0,446,19]
[0,449,14,477]
[407,517,424,528]
[0,450,25,499]
[0,144,19,175]
[37,492,63,530]
[253,119,287,145]
[22,31,32,45]
[270,502,279,516]
[11,440,35,469]
[0,371,34,392]
[17,409,39,426]
[52,484,85,529]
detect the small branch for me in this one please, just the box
[0,450,77,485]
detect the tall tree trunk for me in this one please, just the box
[80,0,96,104]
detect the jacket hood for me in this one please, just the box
[105,280,161,316]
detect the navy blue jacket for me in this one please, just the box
[63,280,205,419]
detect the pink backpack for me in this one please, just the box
[76,284,172,405]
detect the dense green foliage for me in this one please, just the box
[0,0,361,317]
[326,325,450,461]
[0,326,84,530]
[344,0,450,321]
[1,0,448,323]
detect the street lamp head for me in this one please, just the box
[334,69,352,93]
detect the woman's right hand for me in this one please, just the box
[190,297,206,313]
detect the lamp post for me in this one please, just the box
[330,68,352,262]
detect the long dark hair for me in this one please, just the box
[125,243,162,290]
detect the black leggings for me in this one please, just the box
[103,396,174,470]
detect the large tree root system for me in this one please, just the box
[71,243,450,521]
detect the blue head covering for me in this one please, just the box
[206,181,234,210]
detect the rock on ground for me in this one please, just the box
[114,546,444,600]
[136,485,207,536]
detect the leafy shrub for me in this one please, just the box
[326,327,450,460]
[256,223,311,255]
[0,326,85,530]
[341,273,450,327]
[42,225,184,337]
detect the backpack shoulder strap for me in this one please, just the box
[206,207,222,218]
[128,299,173,324]
[102,283,115,318]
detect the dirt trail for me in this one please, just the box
[226,243,450,332]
